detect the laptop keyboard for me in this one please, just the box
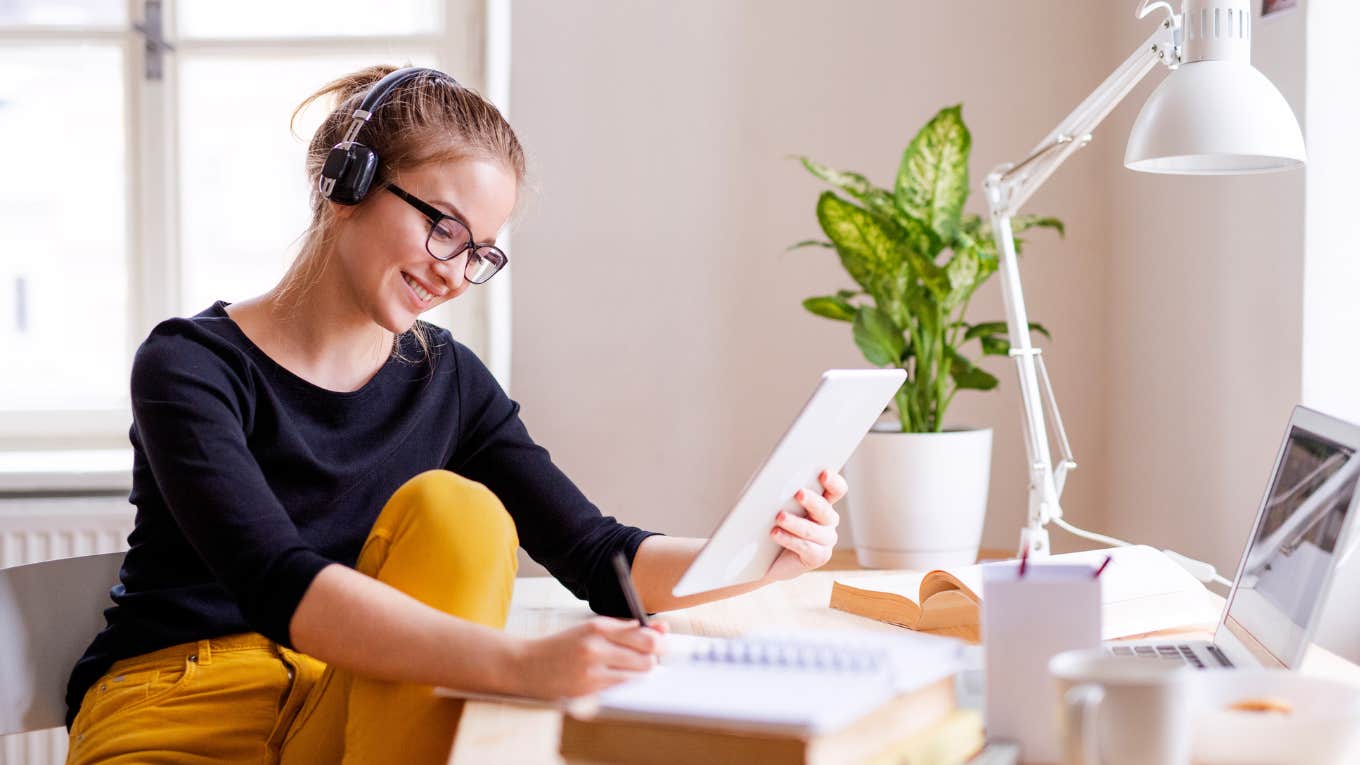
[1107,643,1234,669]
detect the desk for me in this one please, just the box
[446,550,1360,765]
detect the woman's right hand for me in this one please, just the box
[505,616,667,699]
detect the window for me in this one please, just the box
[0,0,498,450]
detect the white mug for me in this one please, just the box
[1048,649,1196,765]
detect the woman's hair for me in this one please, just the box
[277,64,526,363]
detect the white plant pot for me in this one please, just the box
[844,425,992,570]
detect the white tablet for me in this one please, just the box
[672,368,907,597]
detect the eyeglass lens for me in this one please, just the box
[465,248,504,283]
[426,218,506,284]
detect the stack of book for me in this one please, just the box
[557,631,983,765]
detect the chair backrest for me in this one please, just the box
[0,552,123,735]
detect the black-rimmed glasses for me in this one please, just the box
[386,184,508,284]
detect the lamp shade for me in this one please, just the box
[1124,59,1306,175]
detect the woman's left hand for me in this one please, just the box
[765,469,847,582]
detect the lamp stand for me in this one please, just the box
[985,9,1180,558]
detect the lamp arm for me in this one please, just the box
[992,22,1179,217]
[983,20,1179,558]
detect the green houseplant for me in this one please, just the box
[794,105,1064,568]
[793,105,1063,433]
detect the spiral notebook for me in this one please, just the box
[435,630,967,736]
[585,630,967,736]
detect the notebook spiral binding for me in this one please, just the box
[687,637,889,673]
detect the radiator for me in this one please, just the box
[0,496,134,765]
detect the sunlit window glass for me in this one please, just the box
[0,45,128,409]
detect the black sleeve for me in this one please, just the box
[129,326,333,646]
[445,342,661,617]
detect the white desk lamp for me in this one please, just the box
[985,0,1305,571]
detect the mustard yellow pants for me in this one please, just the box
[66,469,519,765]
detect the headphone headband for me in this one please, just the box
[320,66,460,205]
[357,67,445,117]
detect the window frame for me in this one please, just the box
[0,0,507,452]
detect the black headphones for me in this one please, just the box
[317,66,460,206]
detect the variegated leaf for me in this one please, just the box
[895,105,971,241]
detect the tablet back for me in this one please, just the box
[672,368,906,597]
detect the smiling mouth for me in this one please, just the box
[401,272,435,305]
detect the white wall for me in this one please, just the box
[1097,2,1360,662]
[1097,3,1307,579]
[1303,2,1360,424]
[506,0,1115,576]
[1302,0,1360,660]
[505,0,1359,663]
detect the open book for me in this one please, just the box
[830,545,1220,641]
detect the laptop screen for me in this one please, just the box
[1223,426,1359,664]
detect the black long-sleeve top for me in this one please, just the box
[65,300,658,729]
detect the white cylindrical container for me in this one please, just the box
[843,426,992,570]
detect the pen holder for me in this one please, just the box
[982,560,1103,765]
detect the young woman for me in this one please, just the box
[63,65,846,764]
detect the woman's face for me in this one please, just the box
[332,156,518,334]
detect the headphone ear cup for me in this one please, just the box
[319,142,380,205]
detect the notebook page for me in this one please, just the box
[596,631,967,735]
[594,661,895,735]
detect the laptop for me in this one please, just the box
[1107,405,1360,670]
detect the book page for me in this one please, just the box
[914,590,981,630]
[831,571,928,605]
[920,567,985,603]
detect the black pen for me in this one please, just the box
[612,551,651,628]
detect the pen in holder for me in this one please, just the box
[982,552,1104,765]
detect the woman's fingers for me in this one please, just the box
[531,617,671,698]
[775,506,837,547]
[771,526,831,568]
[587,665,651,692]
[819,469,849,504]
[582,617,665,673]
[764,487,841,570]
[596,618,665,654]
[598,639,657,672]
[795,488,841,530]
